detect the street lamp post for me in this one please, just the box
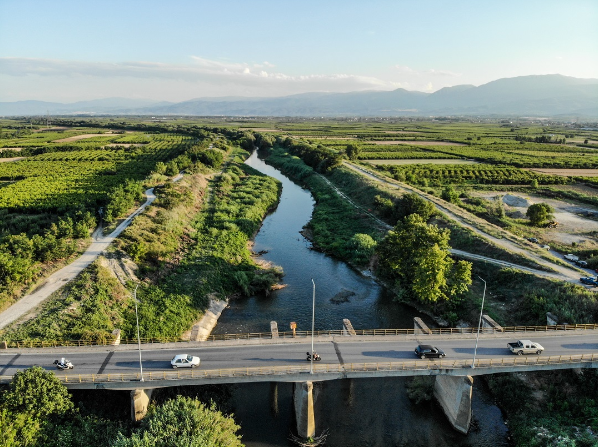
[472,276,486,369]
[133,284,144,381]
[310,278,315,375]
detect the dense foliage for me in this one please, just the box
[0,368,243,447]
[377,214,472,303]
[113,396,243,447]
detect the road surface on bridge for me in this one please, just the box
[1,332,597,379]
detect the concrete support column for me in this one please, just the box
[131,389,153,422]
[433,375,473,434]
[270,382,279,417]
[294,381,316,439]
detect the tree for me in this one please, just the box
[2,366,73,419]
[392,193,436,223]
[526,203,554,226]
[377,214,472,304]
[113,396,243,447]
[345,144,361,160]
[344,233,377,265]
[441,186,459,203]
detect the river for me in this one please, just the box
[211,151,511,447]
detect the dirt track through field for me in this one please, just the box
[0,188,157,330]
[343,161,585,283]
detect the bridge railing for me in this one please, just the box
[1,353,597,385]
[2,324,598,349]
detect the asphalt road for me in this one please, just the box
[2,333,597,378]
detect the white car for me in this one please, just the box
[170,354,200,369]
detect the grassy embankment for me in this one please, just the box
[2,148,282,341]
[264,147,384,266]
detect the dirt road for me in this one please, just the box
[343,162,584,283]
[0,188,156,330]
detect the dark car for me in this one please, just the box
[580,277,598,286]
[414,345,446,359]
[527,237,538,243]
[576,260,588,268]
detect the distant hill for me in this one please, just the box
[2,75,597,117]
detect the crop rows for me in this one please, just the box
[0,134,193,210]
[379,164,569,186]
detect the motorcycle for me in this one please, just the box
[53,358,74,370]
[306,351,321,361]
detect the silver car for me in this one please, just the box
[170,354,200,368]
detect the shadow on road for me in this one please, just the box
[453,347,507,356]
[561,343,598,350]
[360,350,414,359]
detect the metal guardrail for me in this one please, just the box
[3,324,598,349]
[1,353,596,385]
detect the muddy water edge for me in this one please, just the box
[210,150,511,447]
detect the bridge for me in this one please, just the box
[2,321,598,437]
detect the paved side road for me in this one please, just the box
[0,188,156,331]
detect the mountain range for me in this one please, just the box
[2,74,597,118]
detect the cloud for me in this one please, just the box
[393,65,461,78]
[0,57,396,100]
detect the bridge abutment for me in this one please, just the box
[433,375,473,434]
[293,381,316,439]
[130,388,153,422]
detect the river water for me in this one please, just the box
[211,151,511,447]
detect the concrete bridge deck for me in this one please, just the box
[2,329,597,389]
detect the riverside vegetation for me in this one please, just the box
[2,117,598,445]
[0,366,242,447]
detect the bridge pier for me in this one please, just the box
[270,382,279,417]
[293,381,316,439]
[434,375,473,434]
[130,389,153,422]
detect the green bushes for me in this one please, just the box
[487,370,598,447]
[280,138,343,173]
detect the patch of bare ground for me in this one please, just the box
[551,184,598,197]
[528,168,598,177]
[0,147,22,151]
[0,157,24,163]
[101,252,139,285]
[54,133,116,142]
[473,191,598,245]
[368,140,466,146]
[240,128,281,132]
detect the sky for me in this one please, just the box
[1,0,597,103]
